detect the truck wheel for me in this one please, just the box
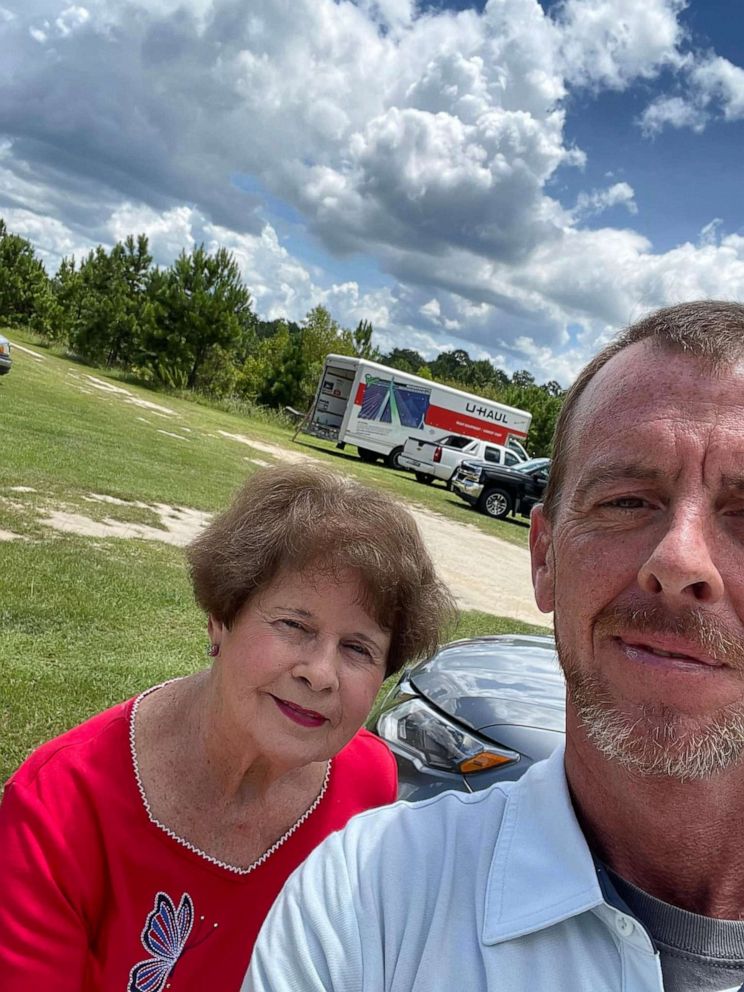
[385,446,405,470]
[480,488,512,520]
[357,447,378,463]
[414,472,434,485]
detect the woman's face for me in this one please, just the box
[209,568,391,771]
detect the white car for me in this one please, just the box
[0,335,11,375]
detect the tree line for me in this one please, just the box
[0,218,564,454]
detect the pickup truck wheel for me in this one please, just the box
[357,447,378,463]
[480,488,512,520]
[414,472,434,485]
[385,446,405,470]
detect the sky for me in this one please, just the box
[2,0,744,384]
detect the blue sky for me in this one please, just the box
[1,0,743,384]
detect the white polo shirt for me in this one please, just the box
[243,746,673,991]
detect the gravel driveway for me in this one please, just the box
[409,506,550,628]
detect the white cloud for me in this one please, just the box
[108,203,196,262]
[2,0,743,382]
[699,218,723,247]
[420,298,441,320]
[639,53,744,135]
[0,206,92,269]
[356,0,415,31]
[639,94,707,135]
[557,0,687,90]
[573,181,637,219]
[55,6,90,37]
[691,55,744,121]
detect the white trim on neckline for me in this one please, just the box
[128,683,332,876]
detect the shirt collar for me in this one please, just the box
[482,744,605,944]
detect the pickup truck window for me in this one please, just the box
[440,435,475,450]
[484,447,504,464]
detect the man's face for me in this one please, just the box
[531,341,744,779]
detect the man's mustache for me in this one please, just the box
[592,603,744,670]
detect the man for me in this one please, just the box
[244,300,744,992]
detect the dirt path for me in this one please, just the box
[408,506,548,627]
[29,485,546,625]
[214,433,549,626]
[12,417,547,626]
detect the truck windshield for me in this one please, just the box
[517,458,550,473]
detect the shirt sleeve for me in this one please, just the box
[0,778,92,990]
[242,831,365,992]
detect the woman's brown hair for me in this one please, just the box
[187,464,457,675]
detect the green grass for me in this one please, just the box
[0,329,547,782]
[2,329,532,544]
[0,534,204,780]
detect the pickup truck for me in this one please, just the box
[451,457,550,520]
[0,334,11,375]
[398,434,524,486]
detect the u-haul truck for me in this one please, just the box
[302,354,531,468]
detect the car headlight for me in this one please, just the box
[377,697,519,774]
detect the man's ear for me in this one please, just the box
[529,505,555,614]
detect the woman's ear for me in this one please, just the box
[207,615,224,653]
[529,506,555,615]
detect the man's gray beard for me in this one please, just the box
[560,650,744,782]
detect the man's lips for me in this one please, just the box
[614,634,723,668]
[271,695,329,727]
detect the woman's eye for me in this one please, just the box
[346,642,372,658]
[278,618,305,632]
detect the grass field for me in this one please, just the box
[0,330,547,782]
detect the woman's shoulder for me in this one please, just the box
[337,728,395,765]
[330,729,397,801]
[7,695,136,793]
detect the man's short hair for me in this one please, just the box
[543,300,744,521]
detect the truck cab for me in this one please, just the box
[452,457,550,520]
[399,434,523,486]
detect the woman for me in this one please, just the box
[0,465,455,992]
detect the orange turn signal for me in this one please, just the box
[459,752,516,774]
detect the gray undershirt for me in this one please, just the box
[600,864,744,992]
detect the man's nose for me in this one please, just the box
[637,506,724,604]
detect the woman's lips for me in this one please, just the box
[271,695,328,727]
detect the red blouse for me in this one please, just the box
[0,692,397,991]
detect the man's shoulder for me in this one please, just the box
[309,747,572,889]
[332,776,517,867]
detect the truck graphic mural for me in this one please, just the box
[357,376,431,430]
